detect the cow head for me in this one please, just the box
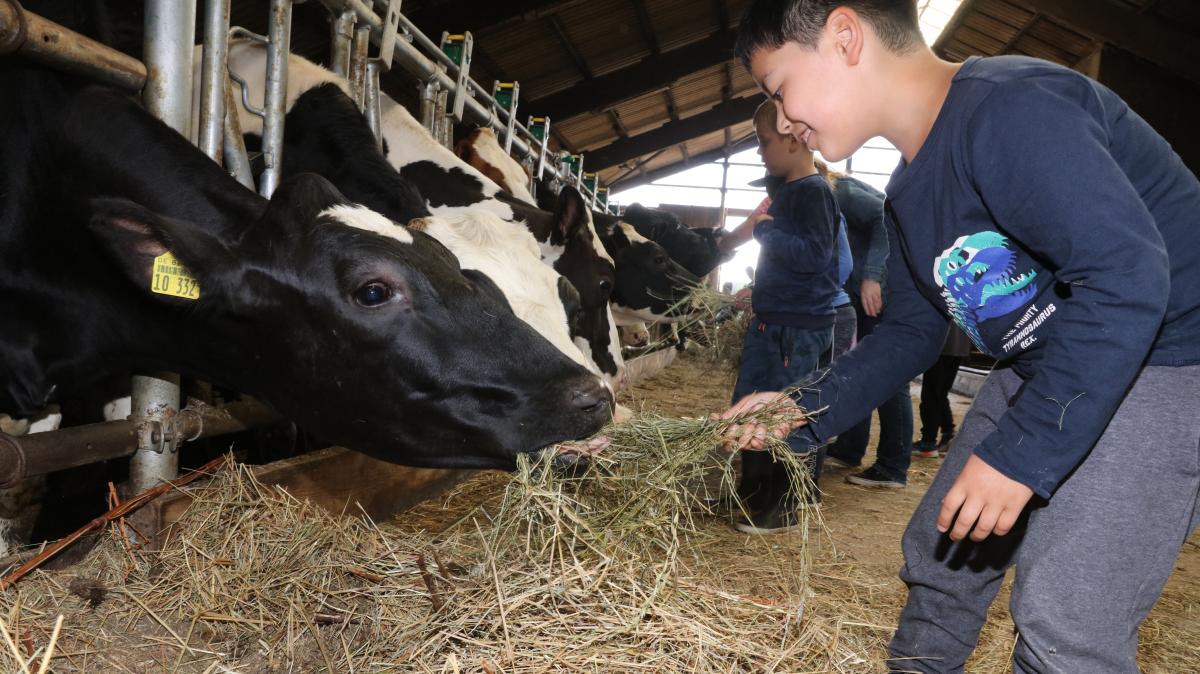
[592,213,701,324]
[621,203,727,278]
[88,174,611,469]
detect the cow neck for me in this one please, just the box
[60,88,267,232]
[498,193,557,247]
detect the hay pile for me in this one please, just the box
[0,405,893,672]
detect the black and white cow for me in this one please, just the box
[260,80,598,378]
[221,44,624,390]
[0,65,610,471]
[620,203,729,278]
[591,212,701,326]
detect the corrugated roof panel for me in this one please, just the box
[955,24,1007,54]
[557,114,617,152]
[612,92,670,137]
[973,0,1036,30]
[671,64,725,116]
[556,0,653,79]
[962,11,1022,45]
[640,145,684,173]
[729,61,760,96]
[1024,17,1096,59]
[477,23,582,99]
[647,0,720,52]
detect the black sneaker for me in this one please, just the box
[846,466,906,489]
[734,497,819,534]
[912,439,939,459]
[937,432,955,451]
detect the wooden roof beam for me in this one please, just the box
[610,134,758,190]
[1004,0,1200,84]
[630,0,660,55]
[527,28,737,121]
[547,13,593,80]
[585,95,761,171]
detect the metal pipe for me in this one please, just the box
[330,10,355,77]
[136,0,197,493]
[419,76,438,134]
[0,401,284,489]
[128,373,181,492]
[259,0,294,198]
[364,59,383,150]
[318,0,583,190]
[0,3,147,91]
[348,23,370,109]
[198,0,232,161]
[143,0,197,137]
[222,76,256,189]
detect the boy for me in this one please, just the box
[726,99,843,534]
[721,1,1200,672]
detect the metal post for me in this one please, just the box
[134,0,197,494]
[259,0,294,198]
[198,0,231,162]
[436,87,451,148]
[364,60,382,151]
[348,23,370,109]
[330,10,355,77]
[222,77,256,189]
[419,77,439,133]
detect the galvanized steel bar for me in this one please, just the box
[364,60,383,150]
[198,0,232,161]
[0,3,147,91]
[135,0,197,493]
[330,10,355,77]
[316,0,586,193]
[222,76,256,189]
[259,0,294,198]
[0,401,284,489]
[348,23,370,109]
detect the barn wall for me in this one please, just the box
[1094,46,1200,175]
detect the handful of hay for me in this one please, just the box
[0,402,887,673]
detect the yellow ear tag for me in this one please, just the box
[151,251,201,300]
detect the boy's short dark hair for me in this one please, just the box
[735,0,922,69]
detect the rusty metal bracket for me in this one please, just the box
[0,0,28,55]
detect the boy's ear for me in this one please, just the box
[826,7,865,66]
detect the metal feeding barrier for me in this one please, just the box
[0,0,637,498]
[0,1,285,497]
[316,0,623,213]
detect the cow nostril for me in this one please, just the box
[571,383,612,415]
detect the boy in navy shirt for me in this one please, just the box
[721,1,1200,671]
[729,99,842,534]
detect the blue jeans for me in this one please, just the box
[732,319,832,509]
[828,294,914,482]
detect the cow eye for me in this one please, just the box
[353,281,394,307]
[598,278,612,293]
[653,254,667,266]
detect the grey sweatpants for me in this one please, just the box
[888,364,1200,673]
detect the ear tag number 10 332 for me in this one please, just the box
[151,251,201,300]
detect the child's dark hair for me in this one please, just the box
[735,0,922,69]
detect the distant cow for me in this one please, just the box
[1,65,609,471]
[455,126,537,206]
[620,203,728,278]
[221,44,624,392]
[592,212,701,325]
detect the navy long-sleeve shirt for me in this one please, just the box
[833,176,889,291]
[789,56,1200,498]
[752,174,841,328]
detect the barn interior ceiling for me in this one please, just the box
[97,0,1200,191]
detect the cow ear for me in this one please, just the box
[551,186,588,245]
[88,197,232,300]
[263,173,349,230]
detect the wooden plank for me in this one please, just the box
[160,448,472,530]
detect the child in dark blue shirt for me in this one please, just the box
[731,99,842,534]
[725,1,1200,671]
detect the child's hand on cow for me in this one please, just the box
[713,391,807,451]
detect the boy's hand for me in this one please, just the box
[715,391,807,451]
[860,279,883,317]
[748,213,774,229]
[938,454,1034,542]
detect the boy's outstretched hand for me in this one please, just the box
[938,454,1034,542]
[716,391,807,451]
